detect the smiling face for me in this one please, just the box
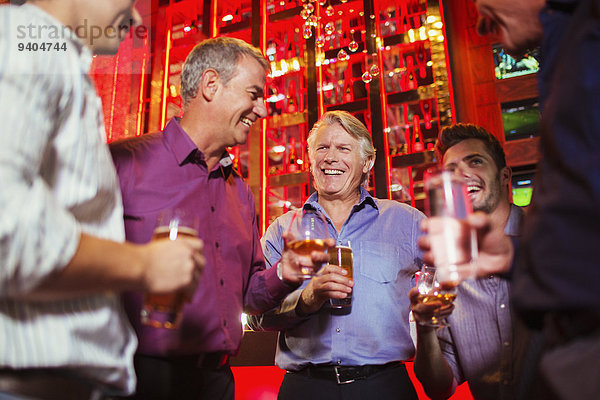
[310,123,370,202]
[76,0,142,55]
[475,0,545,57]
[212,55,267,147]
[442,139,510,214]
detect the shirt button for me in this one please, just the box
[336,328,341,333]
[220,279,224,286]
[503,341,510,347]
[223,320,227,326]
[336,360,341,365]
[500,304,506,309]
[215,242,220,248]
[211,206,215,212]
[503,380,510,385]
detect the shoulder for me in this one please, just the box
[109,132,164,163]
[1,6,85,96]
[263,210,295,242]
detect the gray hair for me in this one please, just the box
[180,37,269,109]
[307,110,376,186]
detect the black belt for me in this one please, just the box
[291,362,401,385]
[137,352,230,370]
[0,368,106,400]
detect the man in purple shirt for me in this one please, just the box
[110,37,325,400]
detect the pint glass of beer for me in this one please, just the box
[141,209,200,329]
[424,166,477,284]
[329,240,353,308]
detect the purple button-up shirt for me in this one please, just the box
[110,118,294,356]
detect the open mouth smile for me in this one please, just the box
[241,117,253,127]
[323,169,343,175]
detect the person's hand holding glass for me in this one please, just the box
[141,209,202,329]
[422,166,478,285]
[280,209,334,283]
[409,264,456,329]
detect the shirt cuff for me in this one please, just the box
[265,261,300,299]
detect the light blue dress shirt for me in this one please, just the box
[248,187,425,371]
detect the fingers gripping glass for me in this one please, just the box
[141,209,200,329]
[424,166,478,284]
[415,265,457,328]
[285,209,330,279]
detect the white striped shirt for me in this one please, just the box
[0,5,136,395]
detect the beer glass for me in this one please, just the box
[141,209,200,329]
[329,240,353,308]
[415,264,456,328]
[285,208,330,279]
[424,166,477,284]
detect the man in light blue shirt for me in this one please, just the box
[249,111,423,400]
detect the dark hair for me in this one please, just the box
[435,123,506,170]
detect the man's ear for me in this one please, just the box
[363,155,375,174]
[200,69,220,101]
[500,166,512,187]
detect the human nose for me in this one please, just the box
[255,98,268,119]
[324,147,337,162]
[453,163,471,179]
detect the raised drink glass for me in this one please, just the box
[424,166,477,284]
[415,264,456,328]
[141,209,200,329]
[285,209,330,279]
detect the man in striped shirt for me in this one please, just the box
[0,1,204,399]
[410,124,525,400]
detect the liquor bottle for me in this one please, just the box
[420,98,432,129]
[288,137,299,172]
[412,114,424,152]
[287,80,297,113]
[416,42,427,78]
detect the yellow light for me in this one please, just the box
[419,27,427,41]
[408,29,415,43]
[433,21,443,29]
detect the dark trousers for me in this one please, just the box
[278,364,418,400]
[128,354,234,400]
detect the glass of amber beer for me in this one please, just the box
[329,240,353,308]
[285,208,330,279]
[415,264,456,328]
[141,209,200,329]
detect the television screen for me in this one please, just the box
[493,45,540,80]
[502,98,540,141]
[512,172,535,207]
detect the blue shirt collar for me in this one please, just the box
[303,186,378,213]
